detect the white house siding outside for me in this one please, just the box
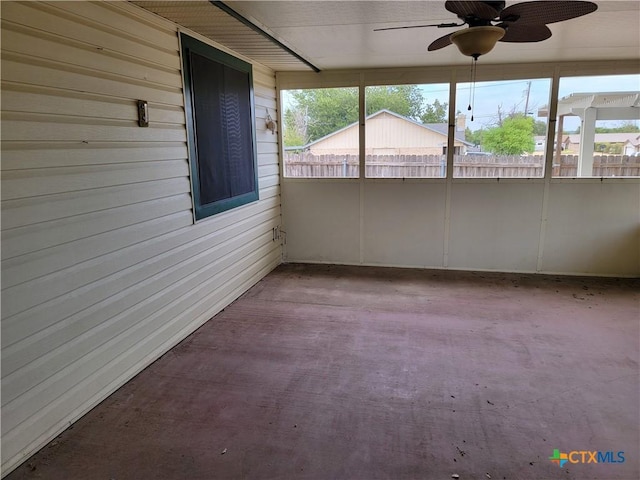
[1,2,281,475]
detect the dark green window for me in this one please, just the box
[180,33,259,220]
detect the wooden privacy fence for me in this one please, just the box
[452,154,542,178]
[553,155,640,177]
[284,153,640,178]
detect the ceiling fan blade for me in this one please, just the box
[374,22,462,32]
[499,1,597,25]
[427,32,454,51]
[498,23,552,42]
[445,1,499,20]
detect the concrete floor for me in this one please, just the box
[7,264,639,480]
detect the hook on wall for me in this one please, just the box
[265,108,276,134]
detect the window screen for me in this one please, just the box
[181,34,258,220]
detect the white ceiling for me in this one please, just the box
[133,1,640,72]
[223,0,640,70]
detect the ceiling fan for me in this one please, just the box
[375,1,598,58]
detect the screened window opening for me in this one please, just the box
[454,78,551,178]
[546,74,640,177]
[281,87,359,178]
[364,84,452,178]
[181,33,258,220]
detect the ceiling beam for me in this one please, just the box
[210,1,321,73]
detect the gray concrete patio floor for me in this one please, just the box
[6,264,639,480]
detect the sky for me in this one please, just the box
[432,73,640,132]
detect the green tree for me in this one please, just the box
[533,120,547,136]
[421,99,448,124]
[365,85,424,119]
[283,107,307,147]
[483,115,535,155]
[287,87,359,143]
[465,127,485,147]
[594,121,640,133]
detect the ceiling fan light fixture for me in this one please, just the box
[450,26,505,57]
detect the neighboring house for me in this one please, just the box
[534,133,640,154]
[304,109,472,156]
[534,135,547,152]
[561,133,640,153]
[622,136,640,155]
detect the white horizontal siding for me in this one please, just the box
[1,85,186,124]
[2,2,180,68]
[1,1,281,476]
[1,142,189,170]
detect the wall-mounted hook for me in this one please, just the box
[265,108,276,134]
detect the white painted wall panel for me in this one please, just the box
[542,182,640,275]
[282,182,360,263]
[1,2,281,475]
[448,183,544,272]
[282,178,638,276]
[363,183,446,267]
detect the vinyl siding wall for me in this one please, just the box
[1,1,281,475]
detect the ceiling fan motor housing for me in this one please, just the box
[385,1,599,55]
[450,26,506,57]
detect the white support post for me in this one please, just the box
[577,107,596,176]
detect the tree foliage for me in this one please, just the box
[286,87,359,144]
[283,107,307,147]
[532,120,547,136]
[421,99,448,124]
[365,85,424,120]
[465,127,485,147]
[594,121,640,133]
[482,115,535,155]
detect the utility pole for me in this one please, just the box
[524,81,532,116]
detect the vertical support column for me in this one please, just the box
[445,80,456,181]
[554,115,564,176]
[443,71,457,268]
[537,67,560,273]
[274,73,286,262]
[358,73,366,264]
[577,107,597,176]
[358,75,366,180]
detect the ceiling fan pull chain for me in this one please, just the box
[468,55,478,122]
[471,56,477,121]
[467,56,473,117]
